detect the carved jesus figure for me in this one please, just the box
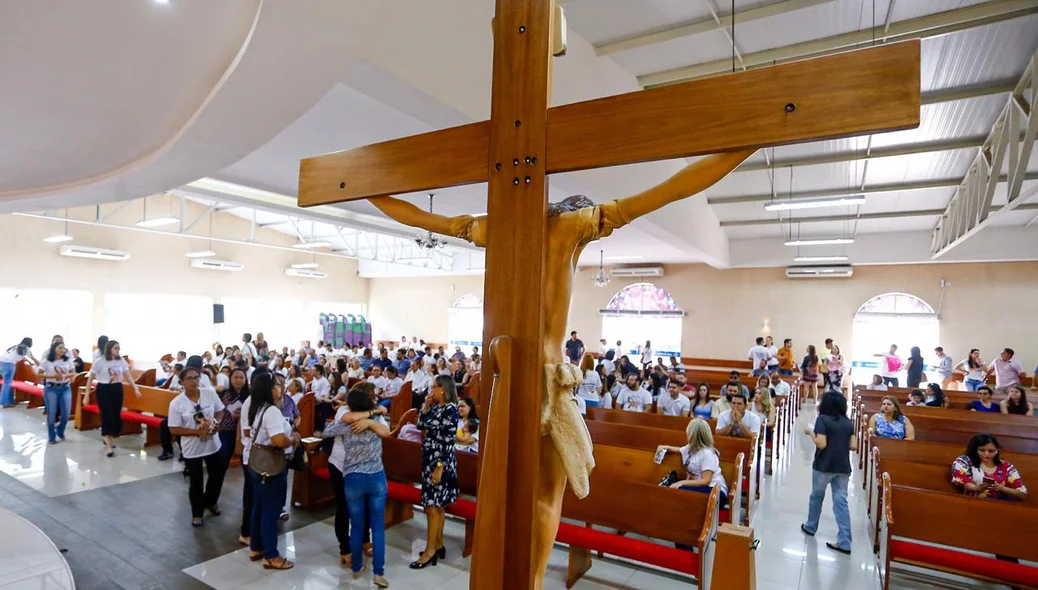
[369,148,754,583]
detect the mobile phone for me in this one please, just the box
[654,448,667,464]
[982,475,996,485]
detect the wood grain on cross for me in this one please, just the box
[297,2,919,588]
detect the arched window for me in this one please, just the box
[600,283,683,357]
[449,294,483,350]
[851,292,939,380]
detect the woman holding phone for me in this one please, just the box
[951,434,1027,500]
[167,366,227,527]
[84,340,140,457]
[410,375,459,570]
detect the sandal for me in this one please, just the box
[191,518,203,527]
[263,557,294,570]
[364,542,373,557]
[249,551,263,562]
[238,536,250,546]
[373,575,389,588]
[208,505,221,516]
[340,554,352,567]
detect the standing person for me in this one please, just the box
[410,376,460,569]
[215,368,249,467]
[323,385,392,587]
[874,344,903,388]
[576,354,603,409]
[1,338,39,408]
[598,339,609,356]
[801,391,857,554]
[564,332,584,365]
[955,349,986,392]
[242,333,258,364]
[92,335,108,364]
[820,338,834,389]
[70,349,85,373]
[986,348,1026,392]
[640,340,654,371]
[933,347,955,391]
[38,341,74,443]
[166,367,227,527]
[776,338,796,377]
[827,345,846,392]
[242,372,298,570]
[764,336,779,376]
[84,340,140,457]
[747,337,773,377]
[905,346,925,389]
[800,345,820,404]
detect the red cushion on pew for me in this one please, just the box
[742,479,749,492]
[120,411,162,428]
[313,466,330,480]
[719,509,731,523]
[83,404,100,413]
[12,382,43,396]
[890,540,1038,588]
[386,481,423,505]
[449,498,477,520]
[556,522,698,576]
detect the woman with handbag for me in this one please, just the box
[410,375,460,569]
[241,372,299,569]
[167,367,227,527]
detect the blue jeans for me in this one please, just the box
[0,362,16,406]
[965,378,983,392]
[345,471,387,575]
[44,384,72,442]
[882,377,899,387]
[378,398,392,409]
[804,470,852,551]
[779,369,793,376]
[250,470,288,559]
[584,398,600,408]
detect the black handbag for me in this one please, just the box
[659,470,680,487]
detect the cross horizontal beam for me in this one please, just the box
[298,41,920,207]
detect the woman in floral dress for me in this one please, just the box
[410,375,459,570]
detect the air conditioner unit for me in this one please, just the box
[786,265,853,278]
[610,265,664,278]
[285,268,327,279]
[58,244,129,261]
[190,259,244,272]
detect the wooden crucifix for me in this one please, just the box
[297,1,919,587]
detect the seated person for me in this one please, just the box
[1001,385,1033,415]
[769,373,791,399]
[904,389,925,407]
[655,381,691,417]
[377,366,405,408]
[358,349,375,371]
[967,385,1000,412]
[367,366,389,397]
[923,383,948,408]
[715,393,761,440]
[726,370,750,397]
[657,417,728,507]
[951,433,1027,500]
[455,397,480,453]
[216,365,231,392]
[711,382,739,418]
[375,349,394,371]
[615,373,652,413]
[866,374,888,391]
[867,396,915,440]
[691,383,713,419]
[156,360,173,387]
[287,379,305,405]
[749,387,776,429]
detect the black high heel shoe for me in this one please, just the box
[436,546,446,559]
[409,554,438,569]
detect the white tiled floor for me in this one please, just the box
[0,404,183,497]
[178,402,1008,589]
[0,508,74,589]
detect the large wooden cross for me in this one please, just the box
[298,2,919,588]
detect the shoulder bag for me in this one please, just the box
[248,405,287,479]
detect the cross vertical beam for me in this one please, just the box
[469,1,552,589]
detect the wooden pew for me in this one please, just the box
[387,381,414,428]
[879,475,1038,590]
[135,368,156,387]
[75,382,176,445]
[9,360,44,408]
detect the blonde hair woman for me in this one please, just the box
[576,353,603,408]
[655,418,728,507]
[750,386,776,428]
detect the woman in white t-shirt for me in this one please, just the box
[1,337,39,407]
[640,340,654,370]
[240,372,299,570]
[84,340,140,457]
[576,354,603,408]
[38,341,75,443]
[455,397,480,453]
[167,367,227,527]
[656,418,729,508]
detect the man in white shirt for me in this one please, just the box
[310,365,332,401]
[615,374,652,412]
[715,393,761,440]
[405,361,431,396]
[747,337,773,377]
[367,366,389,396]
[769,373,791,399]
[598,339,609,356]
[656,382,691,417]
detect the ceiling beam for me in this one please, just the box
[596,0,834,56]
[735,136,986,173]
[720,202,1038,226]
[709,171,1038,204]
[639,0,1038,87]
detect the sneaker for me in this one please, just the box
[48,439,58,445]
[157,451,173,461]
[279,511,289,521]
[373,574,389,588]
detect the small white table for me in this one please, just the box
[0,508,75,589]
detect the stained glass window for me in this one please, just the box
[857,292,934,315]
[452,293,483,309]
[605,283,681,312]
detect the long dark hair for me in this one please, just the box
[229,368,250,402]
[46,341,67,362]
[818,390,848,417]
[104,340,120,361]
[248,372,276,425]
[694,383,711,406]
[965,433,1002,467]
[459,396,480,435]
[1005,385,1029,415]
[805,345,818,365]
[97,335,109,354]
[925,383,945,407]
[967,349,981,369]
[434,375,459,404]
[909,346,923,362]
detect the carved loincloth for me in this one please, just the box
[542,363,595,499]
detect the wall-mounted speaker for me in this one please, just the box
[213,303,225,324]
